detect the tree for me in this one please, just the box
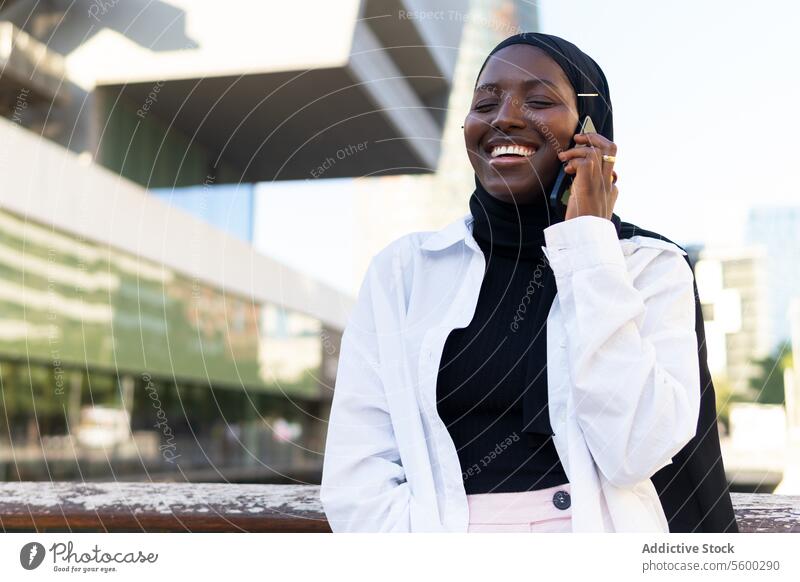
[748,340,793,406]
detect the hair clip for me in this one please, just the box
[577,93,599,97]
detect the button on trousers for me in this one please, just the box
[466,483,572,533]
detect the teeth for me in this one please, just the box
[490,144,535,158]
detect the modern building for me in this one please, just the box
[1,0,466,186]
[746,206,800,351]
[0,0,468,481]
[695,246,772,395]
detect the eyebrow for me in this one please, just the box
[475,78,561,93]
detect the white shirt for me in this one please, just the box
[320,212,701,532]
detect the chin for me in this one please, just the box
[483,179,543,202]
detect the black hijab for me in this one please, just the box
[476,32,614,142]
[467,32,738,532]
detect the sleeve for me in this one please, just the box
[542,215,701,488]
[319,260,418,532]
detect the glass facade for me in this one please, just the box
[0,207,334,481]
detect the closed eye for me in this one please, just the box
[473,101,497,112]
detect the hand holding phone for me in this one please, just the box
[548,115,597,221]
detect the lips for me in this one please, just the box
[483,137,540,161]
[483,139,539,169]
[489,144,536,158]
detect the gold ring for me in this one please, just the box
[602,154,616,163]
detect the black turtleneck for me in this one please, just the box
[435,186,569,494]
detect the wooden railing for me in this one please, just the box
[0,482,797,532]
[0,483,328,532]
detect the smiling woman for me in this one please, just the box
[465,44,579,204]
[320,32,738,534]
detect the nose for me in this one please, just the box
[490,92,526,132]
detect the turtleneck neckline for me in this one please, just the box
[469,183,554,259]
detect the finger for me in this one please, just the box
[573,132,617,154]
[565,155,615,204]
[603,174,616,197]
[558,146,604,163]
[564,157,593,174]
[572,135,617,185]
[600,163,617,196]
[564,146,616,190]
[610,183,619,215]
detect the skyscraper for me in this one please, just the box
[746,206,800,351]
[695,246,772,394]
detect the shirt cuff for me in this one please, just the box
[541,215,626,274]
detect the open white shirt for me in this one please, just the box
[320,213,701,532]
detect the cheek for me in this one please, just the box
[530,111,578,150]
[463,116,484,157]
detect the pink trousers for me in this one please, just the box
[466,482,572,533]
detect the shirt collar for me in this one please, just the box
[420,210,627,252]
[420,212,477,253]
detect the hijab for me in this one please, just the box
[465,32,738,532]
[475,32,614,142]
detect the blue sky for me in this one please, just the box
[539,0,798,246]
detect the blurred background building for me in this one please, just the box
[0,0,472,482]
[694,246,772,395]
[0,0,796,494]
[746,207,800,352]
[690,235,798,492]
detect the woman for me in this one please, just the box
[320,32,738,533]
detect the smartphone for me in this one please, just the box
[549,115,597,221]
